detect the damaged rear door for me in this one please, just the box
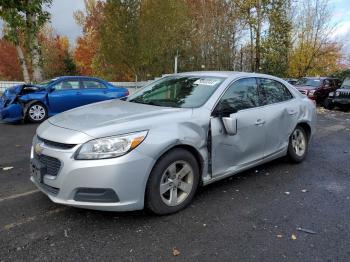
[258,78,299,157]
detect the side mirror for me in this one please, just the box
[222,114,237,135]
[324,84,330,88]
[50,87,56,92]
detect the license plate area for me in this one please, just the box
[31,158,47,183]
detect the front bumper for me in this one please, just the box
[327,97,350,107]
[30,136,156,211]
[0,99,23,122]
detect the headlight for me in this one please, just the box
[308,90,315,96]
[335,91,340,97]
[329,92,334,97]
[75,131,148,160]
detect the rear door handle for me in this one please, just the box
[255,119,265,126]
[76,92,82,95]
[288,110,297,115]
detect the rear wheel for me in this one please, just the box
[287,126,308,163]
[146,149,199,215]
[27,103,48,123]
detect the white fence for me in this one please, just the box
[0,81,25,92]
[0,80,148,94]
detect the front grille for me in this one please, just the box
[37,136,76,150]
[34,153,61,177]
[338,91,350,98]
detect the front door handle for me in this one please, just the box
[288,110,297,115]
[255,119,265,126]
[76,92,82,95]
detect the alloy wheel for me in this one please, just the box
[159,160,194,207]
[29,104,46,121]
[291,129,306,157]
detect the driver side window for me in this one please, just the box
[215,78,259,116]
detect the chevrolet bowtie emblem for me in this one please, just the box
[34,143,44,155]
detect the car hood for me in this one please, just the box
[337,88,350,92]
[48,99,193,138]
[295,85,317,90]
[6,84,45,95]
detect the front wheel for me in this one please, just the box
[287,126,308,163]
[27,103,48,123]
[145,149,200,215]
[324,99,334,110]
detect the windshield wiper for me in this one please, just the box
[129,100,158,106]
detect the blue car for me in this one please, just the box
[0,76,129,123]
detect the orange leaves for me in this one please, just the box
[40,30,76,78]
[74,34,96,76]
[0,39,23,81]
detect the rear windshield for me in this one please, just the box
[128,76,225,108]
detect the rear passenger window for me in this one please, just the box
[83,81,106,89]
[259,78,293,104]
[217,78,260,113]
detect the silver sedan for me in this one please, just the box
[30,72,316,215]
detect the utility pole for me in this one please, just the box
[240,44,243,71]
[174,50,179,74]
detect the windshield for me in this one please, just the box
[36,79,57,87]
[296,78,321,88]
[341,78,350,89]
[127,76,225,108]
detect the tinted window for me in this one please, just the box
[54,81,80,90]
[334,79,341,88]
[216,78,259,114]
[259,78,293,104]
[296,78,321,87]
[128,76,225,108]
[341,78,350,89]
[323,79,331,87]
[83,81,106,89]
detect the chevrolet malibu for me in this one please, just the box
[30,72,316,215]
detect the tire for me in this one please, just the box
[287,126,309,163]
[26,103,48,123]
[323,99,334,110]
[145,148,200,215]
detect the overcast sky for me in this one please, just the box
[0,0,349,54]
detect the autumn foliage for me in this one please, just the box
[74,0,104,76]
[40,29,76,79]
[0,39,23,80]
[0,0,349,82]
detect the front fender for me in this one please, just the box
[22,100,44,117]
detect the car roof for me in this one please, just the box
[54,76,107,81]
[176,71,284,80]
[301,76,340,80]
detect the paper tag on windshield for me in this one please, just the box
[194,79,221,86]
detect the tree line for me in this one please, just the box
[0,0,348,82]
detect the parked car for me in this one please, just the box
[284,78,298,85]
[0,76,129,123]
[295,77,341,104]
[324,77,350,110]
[30,72,316,215]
